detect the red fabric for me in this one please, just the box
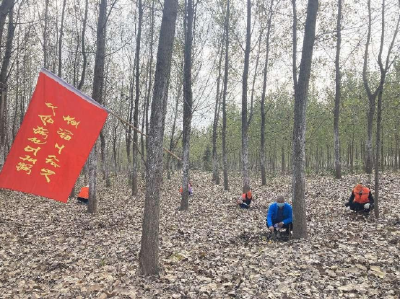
[353,186,370,204]
[78,186,89,199]
[0,70,108,203]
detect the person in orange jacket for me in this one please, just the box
[179,182,193,196]
[237,190,253,209]
[77,185,89,204]
[345,184,375,213]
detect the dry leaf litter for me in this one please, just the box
[0,172,399,298]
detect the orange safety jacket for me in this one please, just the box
[242,193,252,201]
[78,186,89,199]
[353,187,370,204]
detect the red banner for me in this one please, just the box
[0,69,108,203]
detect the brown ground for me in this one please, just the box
[0,171,399,298]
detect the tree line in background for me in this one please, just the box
[0,0,399,274]
[187,65,400,176]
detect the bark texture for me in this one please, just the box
[180,0,194,211]
[132,0,143,196]
[334,0,342,179]
[260,0,274,186]
[241,0,251,193]
[222,0,230,191]
[139,0,178,275]
[88,0,108,214]
[291,0,318,239]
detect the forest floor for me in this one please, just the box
[0,171,400,299]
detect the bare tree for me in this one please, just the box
[180,0,194,211]
[334,0,342,179]
[166,78,182,180]
[260,0,274,186]
[291,0,318,239]
[78,0,89,90]
[0,0,14,48]
[141,0,156,178]
[373,0,400,218]
[139,0,178,275]
[0,3,16,166]
[292,0,298,89]
[58,0,67,78]
[71,0,89,199]
[212,41,223,184]
[145,0,155,152]
[241,0,251,193]
[222,0,230,191]
[132,0,143,196]
[88,0,108,214]
[43,0,49,69]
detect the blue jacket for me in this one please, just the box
[266,203,293,227]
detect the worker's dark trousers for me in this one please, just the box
[77,197,88,204]
[349,202,373,213]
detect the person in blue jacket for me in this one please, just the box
[266,196,293,235]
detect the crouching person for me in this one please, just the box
[345,184,374,213]
[77,185,89,204]
[237,191,253,209]
[179,182,193,196]
[266,196,293,235]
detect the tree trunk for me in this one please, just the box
[0,5,15,166]
[292,0,298,89]
[132,0,143,196]
[212,41,223,185]
[394,133,399,171]
[11,32,19,142]
[112,122,119,174]
[180,0,194,211]
[88,0,108,214]
[58,0,67,77]
[362,0,376,175]
[291,0,318,239]
[88,143,98,213]
[222,0,230,191]
[166,82,181,179]
[78,0,89,90]
[139,0,178,275]
[0,0,14,49]
[71,0,89,198]
[260,0,274,185]
[374,85,383,219]
[145,0,155,154]
[100,131,110,187]
[333,0,342,179]
[373,0,400,218]
[241,0,251,193]
[126,86,133,165]
[43,0,49,69]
